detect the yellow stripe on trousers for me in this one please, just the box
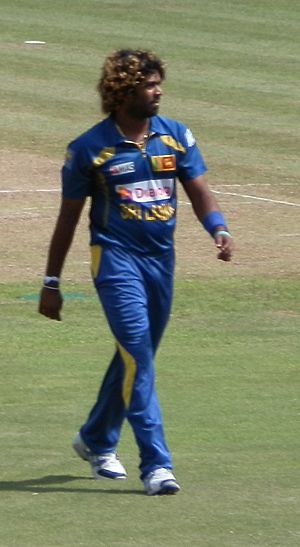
[90,246,136,408]
[90,245,102,278]
[117,343,137,409]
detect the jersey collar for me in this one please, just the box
[106,115,166,144]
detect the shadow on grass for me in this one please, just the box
[0,475,143,495]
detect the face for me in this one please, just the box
[126,71,162,119]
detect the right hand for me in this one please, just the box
[38,287,63,321]
[214,232,234,262]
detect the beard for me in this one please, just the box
[127,100,160,119]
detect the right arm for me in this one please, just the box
[38,197,86,320]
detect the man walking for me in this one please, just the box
[39,49,233,495]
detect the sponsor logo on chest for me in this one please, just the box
[109,161,135,176]
[116,178,174,203]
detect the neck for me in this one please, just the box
[114,112,149,143]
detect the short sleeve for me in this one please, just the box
[177,125,208,182]
[61,142,92,199]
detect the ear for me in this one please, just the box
[123,88,136,105]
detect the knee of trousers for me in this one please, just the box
[117,336,155,412]
[117,332,154,381]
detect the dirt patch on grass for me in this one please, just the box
[1,149,299,284]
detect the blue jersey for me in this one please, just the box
[62,115,207,254]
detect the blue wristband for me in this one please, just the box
[202,211,227,236]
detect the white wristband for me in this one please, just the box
[214,230,232,238]
[43,285,60,290]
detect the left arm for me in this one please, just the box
[181,174,234,262]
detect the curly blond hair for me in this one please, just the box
[98,49,165,114]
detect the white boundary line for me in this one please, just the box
[211,189,300,207]
[0,189,59,194]
[1,187,299,207]
[179,190,300,208]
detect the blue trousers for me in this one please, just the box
[80,245,174,479]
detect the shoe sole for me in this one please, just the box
[158,484,180,495]
[147,480,180,496]
[92,468,127,480]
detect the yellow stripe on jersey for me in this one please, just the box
[117,343,137,409]
[90,245,102,279]
[93,147,115,167]
[160,135,186,153]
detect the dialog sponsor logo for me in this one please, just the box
[110,162,135,176]
[116,179,174,203]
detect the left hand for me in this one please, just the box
[38,286,63,320]
[214,232,234,262]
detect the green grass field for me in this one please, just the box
[1,1,300,546]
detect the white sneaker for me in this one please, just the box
[72,432,92,461]
[143,468,180,495]
[72,432,127,480]
[89,453,127,480]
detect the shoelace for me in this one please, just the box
[93,453,118,463]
